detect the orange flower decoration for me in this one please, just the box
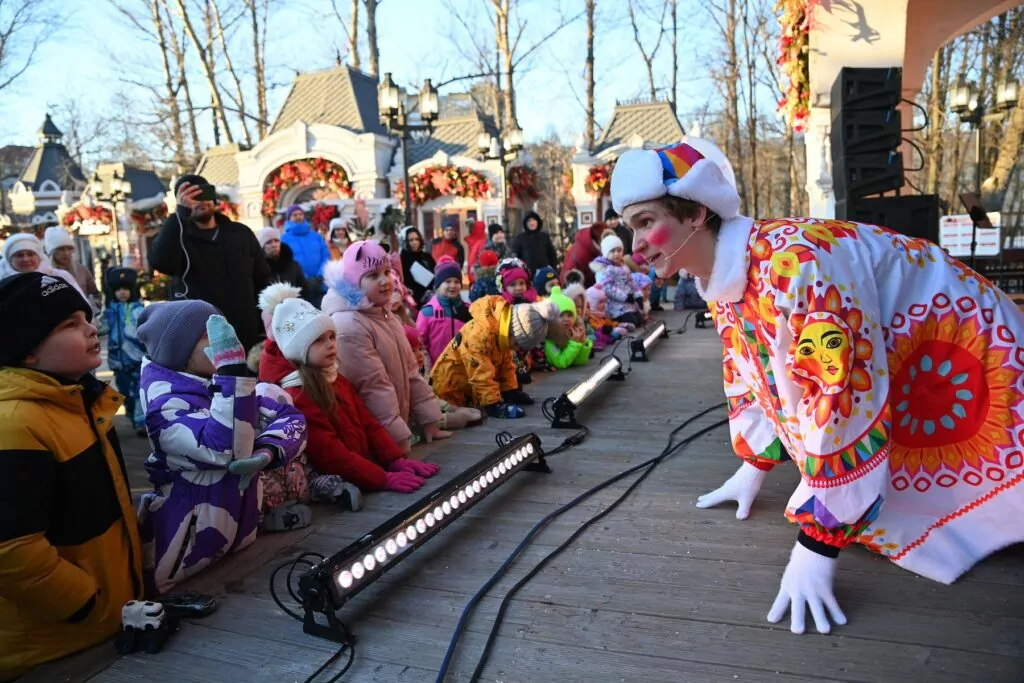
[800,221,858,253]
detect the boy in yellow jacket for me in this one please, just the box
[0,272,143,680]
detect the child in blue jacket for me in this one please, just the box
[103,267,146,435]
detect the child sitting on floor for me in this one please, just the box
[469,249,501,302]
[586,284,630,351]
[632,272,653,322]
[323,240,453,454]
[543,286,593,369]
[417,255,471,367]
[103,266,147,436]
[591,234,644,328]
[0,273,143,679]
[258,284,363,511]
[136,301,307,595]
[272,296,439,494]
[533,266,559,297]
[430,296,563,418]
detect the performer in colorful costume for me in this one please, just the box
[610,138,1024,635]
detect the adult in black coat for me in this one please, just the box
[511,210,558,275]
[604,207,635,255]
[257,226,310,299]
[398,226,436,306]
[149,175,270,351]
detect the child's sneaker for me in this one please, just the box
[310,474,364,511]
[263,502,312,532]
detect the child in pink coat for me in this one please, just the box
[322,241,452,454]
[416,256,471,366]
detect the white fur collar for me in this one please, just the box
[281,370,302,389]
[696,215,754,303]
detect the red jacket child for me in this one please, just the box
[259,339,407,491]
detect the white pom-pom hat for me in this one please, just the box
[272,297,335,364]
[610,138,741,220]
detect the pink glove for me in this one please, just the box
[390,458,440,478]
[383,471,424,493]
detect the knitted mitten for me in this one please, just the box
[389,458,440,478]
[228,449,273,491]
[383,471,424,493]
[204,315,246,370]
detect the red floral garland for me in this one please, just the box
[507,165,539,203]
[215,195,241,221]
[62,204,113,228]
[393,164,492,208]
[311,202,340,228]
[130,203,169,234]
[584,161,615,197]
[775,0,817,133]
[262,157,352,217]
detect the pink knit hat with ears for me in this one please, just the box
[340,240,391,286]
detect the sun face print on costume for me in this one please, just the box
[795,321,853,389]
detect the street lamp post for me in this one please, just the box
[477,124,524,231]
[949,77,1019,268]
[378,73,439,225]
[90,169,132,266]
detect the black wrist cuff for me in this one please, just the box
[798,531,841,559]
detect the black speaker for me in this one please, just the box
[831,67,904,201]
[832,151,904,199]
[830,67,902,113]
[830,109,902,156]
[835,194,940,244]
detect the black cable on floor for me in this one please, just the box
[434,402,728,683]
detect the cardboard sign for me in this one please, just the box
[938,213,1001,257]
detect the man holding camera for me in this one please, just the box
[149,175,269,351]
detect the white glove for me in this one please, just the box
[767,541,847,634]
[695,461,768,520]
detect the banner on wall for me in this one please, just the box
[938,212,1001,257]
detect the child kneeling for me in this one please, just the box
[136,301,307,596]
[272,295,440,493]
[0,273,142,679]
[430,296,563,418]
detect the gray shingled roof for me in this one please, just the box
[405,113,499,167]
[39,114,62,139]
[593,100,684,155]
[194,144,242,186]
[18,140,85,191]
[271,66,387,136]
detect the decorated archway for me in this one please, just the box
[261,157,353,217]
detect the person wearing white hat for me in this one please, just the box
[43,226,99,300]
[611,139,1024,635]
[1,232,86,299]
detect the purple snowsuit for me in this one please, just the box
[137,358,307,596]
[590,257,640,319]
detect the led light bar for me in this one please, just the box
[630,321,668,362]
[549,355,625,429]
[297,434,544,642]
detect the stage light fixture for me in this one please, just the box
[297,433,544,643]
[630,321,668,362]
[549,355,625,429]
[694,310,713,329]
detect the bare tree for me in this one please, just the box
[364,0,380,76]
[670,0,678,111]
[245,0,270,140]
[585,0,596,150]
[50,97,110,169]
[626,0,668,100]
[211,0,252,146]
[707,0,746,212]
[173,0,234,144]
[328,0,360,68]
[0,0,56,93]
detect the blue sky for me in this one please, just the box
[1,0,756,153]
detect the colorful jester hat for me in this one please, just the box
[610,139,741,221]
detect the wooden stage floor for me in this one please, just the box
[25,311,1024,683]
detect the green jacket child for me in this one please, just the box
[543,286,593,369]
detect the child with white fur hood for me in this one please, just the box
[322,240,452,453]
[589,233,643,327]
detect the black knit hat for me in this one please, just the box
[604,207,620,221]
[487,223,504,238]
[0,272,93,366]
[173,173,209,195]
[105,266,138,291]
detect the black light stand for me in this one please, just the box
[630,321,669,362]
